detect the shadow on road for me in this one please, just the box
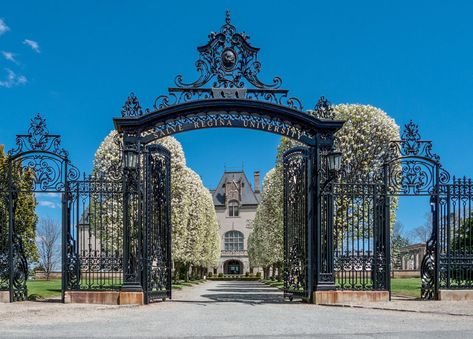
[174,281,302,304]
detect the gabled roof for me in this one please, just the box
[212,171,260,206]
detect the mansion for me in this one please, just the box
[209,170,261,275]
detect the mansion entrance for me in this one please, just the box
[224,260,243,275]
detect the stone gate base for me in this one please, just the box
[312,290,389,304]
[64,291,144,305]
[0,291,9,303]
[438,289,473,301]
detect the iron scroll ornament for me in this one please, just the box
[8,114,80,192]
[385,120,450,195]
[120,11,312,116]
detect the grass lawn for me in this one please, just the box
[27,279,62,300]
[263,278,422,298]
[391,278,421,298]
[262,280,284,289]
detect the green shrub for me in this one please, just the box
[208,272,213,278]
[256,272,261,278]
[245,272,249,277]
[218,272,224,278]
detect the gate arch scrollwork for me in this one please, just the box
[1,113,79,302]
[384,120,451,300]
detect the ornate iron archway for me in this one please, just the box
[1,11,472,305]
[113,11,343,303]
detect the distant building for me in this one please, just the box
[209,170,261,275]
[399,243,426,271]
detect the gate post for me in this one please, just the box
[313,139,337,297]
[121,135,143,297]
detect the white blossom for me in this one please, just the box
[93,131,220,273]
[249,104,400,268]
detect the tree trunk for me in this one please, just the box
[264,266,270,279]
[184,263,190,282]
[174,261,181,282]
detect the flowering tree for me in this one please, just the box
[93,131,220,280]
[248,168,283,276]
[327,104,400,182]
[248,104,400,272]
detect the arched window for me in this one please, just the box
[224,231,244,251]
[228,200,239,217]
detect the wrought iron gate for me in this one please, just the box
[142,144,172,304]
[283,146,313,301]
[329,178,389,291]
[64,174,125,294]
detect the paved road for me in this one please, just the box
[1,280,473,338]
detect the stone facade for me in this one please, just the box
[399,243,426,271]
[209,170,261,275]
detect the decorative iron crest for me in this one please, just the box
[8,114,80,191]
[385,120,450,195]
[121,93,143,118]
[388,120,440,162]
[313,96,335,120]
[121,11,306,117]
[9,113,67,158]
[175,10,281,90]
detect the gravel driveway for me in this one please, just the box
[1,280,473,338]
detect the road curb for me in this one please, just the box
[319,303,473,317]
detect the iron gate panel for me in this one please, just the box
[65,175,124,292]
[142,144,172,304]
[330,180,389,291]
[283,146,312,300]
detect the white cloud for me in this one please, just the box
[0,68,27,88]
[38,200,60,209]
[1,51,17,63]
[23,39,40,53]
[0,19,9,36]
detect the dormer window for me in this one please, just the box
[228,200,239,217]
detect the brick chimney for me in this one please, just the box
[254,171,260,193]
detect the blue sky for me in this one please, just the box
[1,1,473,237]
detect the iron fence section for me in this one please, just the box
[439,177,473,289]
